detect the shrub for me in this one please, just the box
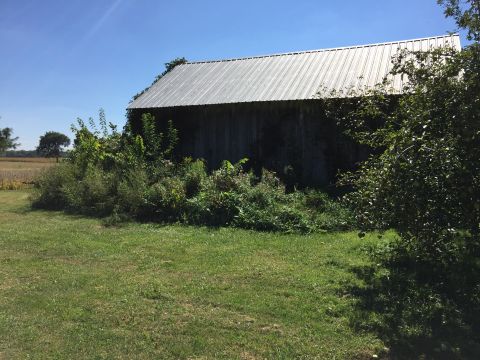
[31,164,76,210]
[116,168,148,217]
[144,177,187,221]
[235,202,314,233]
[304,189,355,231]
[32,112,352,234]
[210,159,250,192]
[69,167,116,216]
[181,158,207,197]
[186,186,240,226]
[232,170,317,233]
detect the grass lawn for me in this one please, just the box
[0,191,389,359]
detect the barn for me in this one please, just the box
[127,34,461,187]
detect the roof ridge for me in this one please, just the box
[184,33,460,65]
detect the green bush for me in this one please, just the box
[116,168,148,217]
[71,167,116,216]
[188,191,239,226]
[232,172,317,233]
[144,177,186,221]
[32,112,352,234]
[31,164,76,210]
[181,158,207,197]
[32,157,352,233]
[235,202,313,233]
[304,189,355,231]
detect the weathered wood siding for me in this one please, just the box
[129,100,367,187]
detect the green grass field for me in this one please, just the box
[0,191,390,359]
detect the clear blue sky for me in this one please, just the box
[0,0,466,150]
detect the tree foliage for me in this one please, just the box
[0,126,20,153]
[438,0,480,41]
[69,109,144,175]
[335,1,480,356]
[37,131,71,161]
[339,0,480,264]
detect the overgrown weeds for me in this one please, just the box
[31,113,353,233]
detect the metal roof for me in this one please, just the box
[129,34,461,109]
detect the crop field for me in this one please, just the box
[0,157,56,189]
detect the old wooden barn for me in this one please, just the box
[127,34,460,186]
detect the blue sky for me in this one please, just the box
[0,0,465,149]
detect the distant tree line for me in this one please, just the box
[4,149,69,158]
[4,150,39,157]
[1,118,70,160]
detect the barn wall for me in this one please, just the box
[129,100,367,187]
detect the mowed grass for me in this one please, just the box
[0,157,56,189]
[0,191,389,359]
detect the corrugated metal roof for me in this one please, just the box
[128,34,461,109]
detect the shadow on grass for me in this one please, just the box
[347,261,480,359]
[27,202,224,231]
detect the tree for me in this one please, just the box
[342,41,479,261]
[340,0,480,261]
[333,1,480,355]
[37,131,71,162]
[0,125,20,154]
[438,0,480,41]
